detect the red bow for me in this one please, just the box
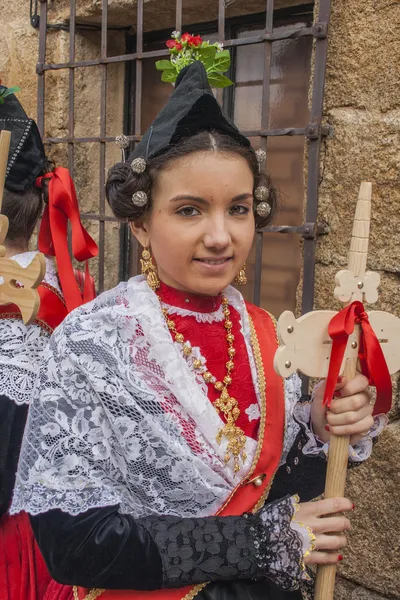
[323,301,392,415]
[36,167,98,313]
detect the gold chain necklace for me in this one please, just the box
[160,295,247,473]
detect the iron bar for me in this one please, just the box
[43,127,333,145]
[37,0,47,136]
[98,0,108,293]
[175,0,182,33]
[302,0,332,316]
[38,25,318,73]
[68,0,76,176]
[253,0,274,307]
[82,214,119,222]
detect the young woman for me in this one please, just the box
[0,86,97,600]
[11,62,387,600]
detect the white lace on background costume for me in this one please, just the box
[0,251,60,405]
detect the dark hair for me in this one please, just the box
[2,159,54,246]
[106,130,278,228]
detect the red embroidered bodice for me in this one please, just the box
[158,282,260,440]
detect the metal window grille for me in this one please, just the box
[34,0,332,313]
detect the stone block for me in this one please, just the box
[336,422,400,598]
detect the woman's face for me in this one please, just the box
[131,151,255,296]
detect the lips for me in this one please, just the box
[194,257,232,265]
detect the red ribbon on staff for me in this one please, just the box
[36,167,98,313]
[323,301,392,415]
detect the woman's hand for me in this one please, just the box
[295,497,353,565]
[311,374,374,445]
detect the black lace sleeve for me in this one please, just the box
[30,496,309,591]
[268,427,327,504]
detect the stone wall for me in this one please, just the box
[314,1,400,598]
[1,1,399,598]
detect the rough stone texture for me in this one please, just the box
[335,423,400,599]
[314,1,400,598]
[335,577,394,600]
[0,4,39,117]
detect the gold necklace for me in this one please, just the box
[160,295,247,473]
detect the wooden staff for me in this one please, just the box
[313,182,371,598]
[273,182,400,600]
[0,130,45,323]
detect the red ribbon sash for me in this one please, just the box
[36,167,98,313]
[323,301,392,415]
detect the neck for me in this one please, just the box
[3,243,29,258]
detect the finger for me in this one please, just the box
[314,515,351,534]
[329,414,374,437]
[314,534,347,551]
[313,497,354,517]
[304,551,343,566]
[335,373,370,397]
[327,401,373,425]
[329,391,372,414]
[334,376,347,392]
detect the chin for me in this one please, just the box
[188,276,233,297]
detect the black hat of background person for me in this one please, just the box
[0,86,46,192]
[128,60,250,163]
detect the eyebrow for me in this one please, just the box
[169,193,253,205]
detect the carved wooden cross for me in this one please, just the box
[0,130,45,324]
[273,182,400,600]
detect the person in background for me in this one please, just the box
[0,85,98,600]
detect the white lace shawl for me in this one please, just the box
[0,252,61,405]
[11,276,304,519]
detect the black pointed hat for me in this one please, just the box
[128,61,249,162]
[0,86,46,192]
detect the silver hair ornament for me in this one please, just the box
[256,202,271,218]
[115,134,130,150]
[255,149,266,164]
[254,186,269,202]
[131,158,147,174]
[132,191,148,208]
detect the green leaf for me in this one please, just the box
[207,72,233,88]
[196,45,217,69]
[213,50,231,72]
[155,60,175,71]
[161,69,177,83]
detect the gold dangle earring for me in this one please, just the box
[234,264,247,286]
[141,248,160,291]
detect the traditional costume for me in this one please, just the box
[0,87,97,600]
[10,64,385,600]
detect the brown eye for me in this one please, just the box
[229,205,250,215]
[177,206,201,217]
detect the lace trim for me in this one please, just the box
[255,495,312,590]
[11,278,260,519]
[291,495,316,571]
[293,401,388,462]
[162,302,225,323]
[0,252,62,405]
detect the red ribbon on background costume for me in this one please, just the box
[36,167,98,313]
[323,300,392,416]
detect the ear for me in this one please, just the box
[129,220,149,248]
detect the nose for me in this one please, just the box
[203,214,231,250]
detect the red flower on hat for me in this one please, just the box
[190,35,202,47]
[166,39,182,50]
